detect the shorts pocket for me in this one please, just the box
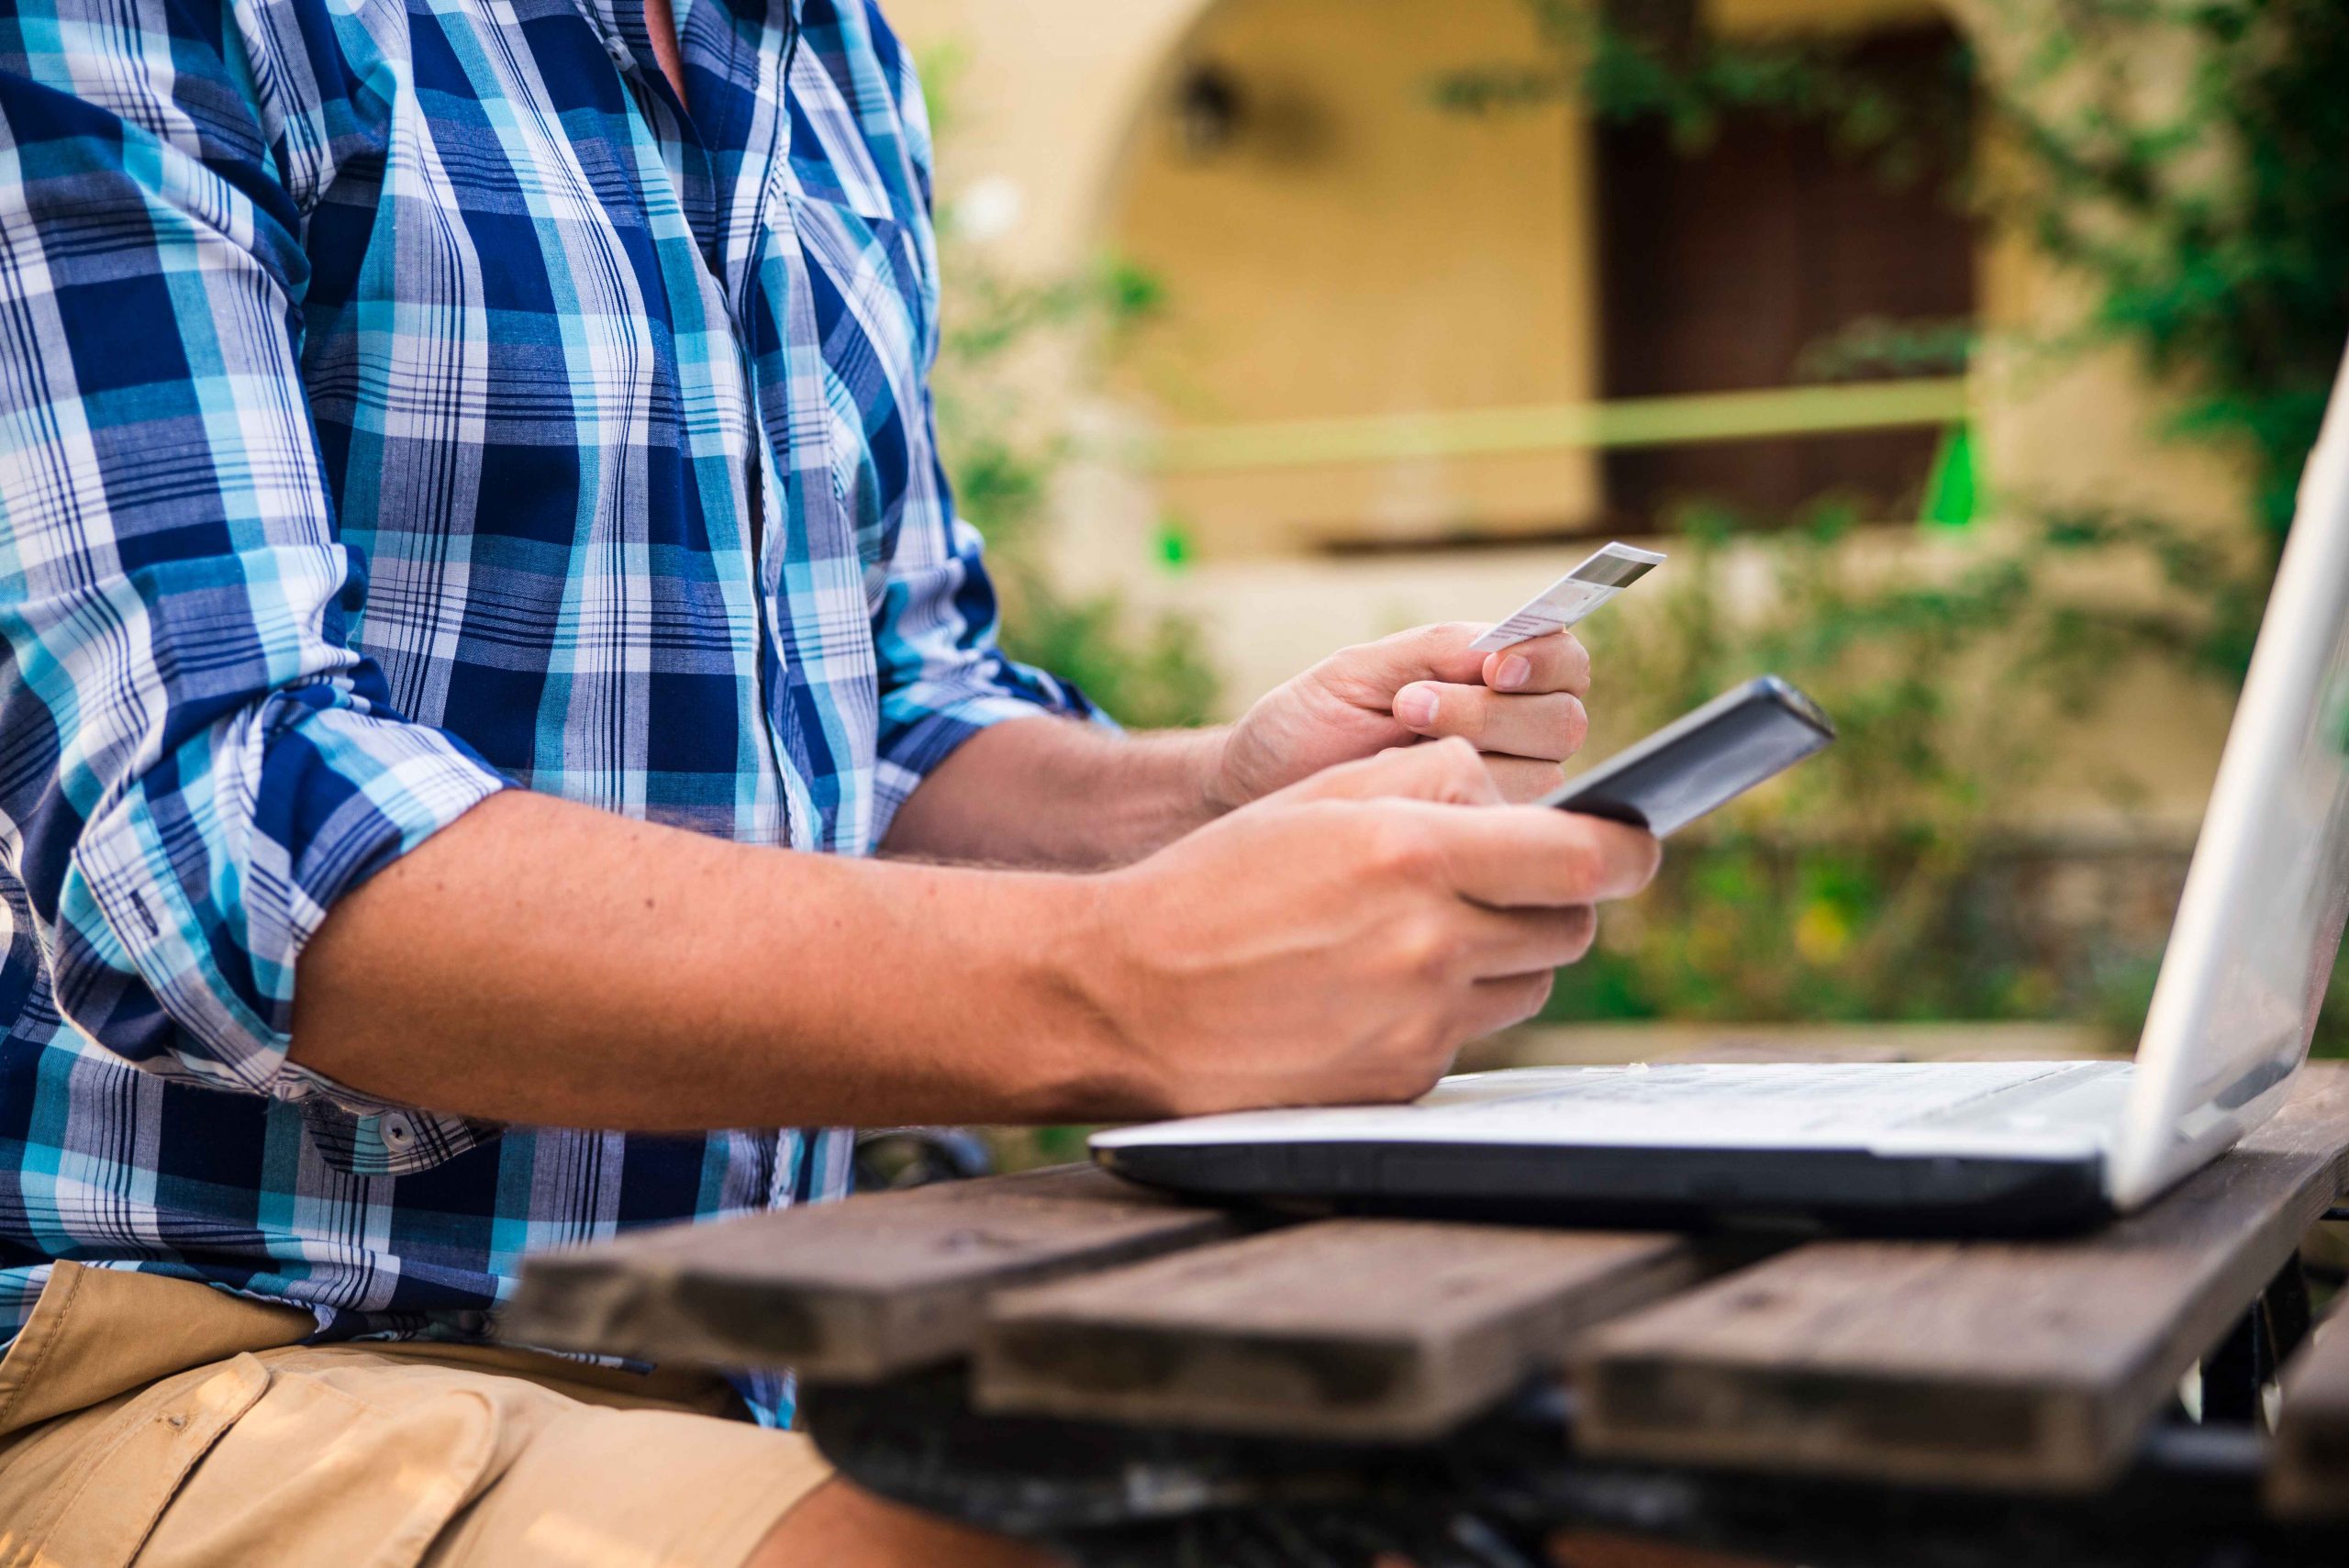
[11,1354,272,1568]
[50,1356,514,1568]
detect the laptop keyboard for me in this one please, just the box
[1407,1061,2130,1143]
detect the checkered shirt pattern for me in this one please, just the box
[0,0,1090,1424]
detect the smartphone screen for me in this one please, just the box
[1542,676,1834,836]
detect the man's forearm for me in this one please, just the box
[289,790,1141,1129]
[881,716,1231,868]
[291,740,1658,1137]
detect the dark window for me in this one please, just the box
[1596,25,1976,530]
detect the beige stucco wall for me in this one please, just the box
[883,0,2252,840]
[1106,0,1598,554]
[885,0,1210,273]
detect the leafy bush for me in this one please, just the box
[1453,0,2349,1040]
[1549,509,2186,1030]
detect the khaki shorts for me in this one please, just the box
[0,1262,832,1568]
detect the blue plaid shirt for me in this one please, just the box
[0,0,1087,1420]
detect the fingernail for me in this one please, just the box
[1495,654,1532,691]
[1395,687,1438,728]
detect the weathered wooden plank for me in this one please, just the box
[1575,1063,2349,1492]
[2271,1318,2349,1518]
[975,1218,1704,1440]
[506,1164,1237,1380]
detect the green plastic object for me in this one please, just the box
[1920,422,1982,530]
[1154,518,1194,568]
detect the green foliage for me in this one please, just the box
[1455,0,2349,1040]
[1545,508,2156,1027]
[920,58,1219,730]
[1434,0,1973,179]
[1444,0,2349,573]
[1979,0,2349,548]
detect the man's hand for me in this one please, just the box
[881,621,1589,871]
[1209,624,1593,809]
[1079,738,1660,1118]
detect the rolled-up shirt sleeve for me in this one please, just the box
[0,18,507,1095]
[867,427,1103,839]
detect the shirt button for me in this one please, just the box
[381,1115,415,1149]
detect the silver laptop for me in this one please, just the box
[1094,348,2349,1231]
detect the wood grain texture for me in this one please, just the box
[505,1164,1235,1379]
[1574,1063,2349,1492]
[2272,1318,2349,1518]
[975,1218,1701,1440]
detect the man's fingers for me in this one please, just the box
[1286,736,1502,807]
[1454,904,1598,977]
[1347,626,1590,700]
[1481,632,1590,696]
[1418,805,1662,907]
[1333,622,1493,695]
[1393,684,1589,762]
[1452,970,1560,1045]
[1486,755,1568,804]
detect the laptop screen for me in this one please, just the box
[2110,345,2349,1207]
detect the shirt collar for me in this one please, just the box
[584,0,797,89]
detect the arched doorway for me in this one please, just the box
[1097,0,1979,559]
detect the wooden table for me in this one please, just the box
[507,1062,2349,1567]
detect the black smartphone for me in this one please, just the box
[1542,675,1834,836]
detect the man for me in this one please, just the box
[0,0,1658,1560]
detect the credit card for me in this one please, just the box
[1469,541,1666,653]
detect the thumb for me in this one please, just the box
[1332,623,1491,698]
[1280,738,1502,807]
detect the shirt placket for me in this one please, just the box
[720,3,837,853]
[714,0,879,855]
[579,0,821,850]
[586,0,829,1206]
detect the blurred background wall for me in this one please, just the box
[885,0,2349,1058]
